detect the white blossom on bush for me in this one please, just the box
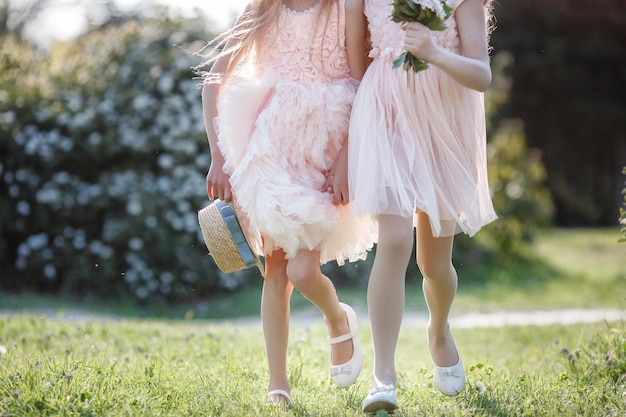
[0,14,255,301]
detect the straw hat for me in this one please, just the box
[198,199,264,276]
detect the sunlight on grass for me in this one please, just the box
[0,315,624,416]
[1,229,623,416]
[451,228,626,312]
[534,228,624,281]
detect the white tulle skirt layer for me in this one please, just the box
[215,72,377,264]
[348,59,497,237]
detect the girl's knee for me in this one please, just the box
[378,215,414,254]
[264,270,290,290]
[284,250,323,288]
[380,225,414,252]
[285,259,319,287]
[418,261,455,281]
[388,231,414,253]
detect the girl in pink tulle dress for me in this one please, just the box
[198,0,375,406]
[348,0,497,413]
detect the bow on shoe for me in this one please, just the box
[437,367,463,379]
[361,384,398,414]
[367,384,396,396]
[433,360,465,396]
[330,363,353,377]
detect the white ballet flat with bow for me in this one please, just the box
[328,302,362,388]
[433,358,465,396]
[361,384,398,414]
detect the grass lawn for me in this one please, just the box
[0,314,624,416]
[447,227,626,313]
[0,228,625,416]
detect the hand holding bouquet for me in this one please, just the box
[391,0,453,73]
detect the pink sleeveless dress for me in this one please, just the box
[214,1,377,264]
[348,0,497,237]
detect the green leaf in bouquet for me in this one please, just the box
[425,5,453,31]
[391,1,409,17]
[390,0,400,21]
[400,3,417,17]
[393,51,429,74]
[391,0,418,22]
[423,15,444,30]
[406,0,420,14]
[390,0,455,75]
[393,52,408,70]
[409,52,429,72]
[391,9,413,23]
[428,20,447,30]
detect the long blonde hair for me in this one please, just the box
[483,0,496,42]
[195,0,337,84]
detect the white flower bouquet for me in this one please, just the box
[390,0,453,73]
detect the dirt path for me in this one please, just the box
[235,305,625,328]
[2,306,624,328]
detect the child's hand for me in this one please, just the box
[403,21,438,63]
[206,153,232,202]
[328,174,349,206]
[323,146,350,206]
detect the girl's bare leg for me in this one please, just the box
[367,214,414,386]
[262,250,293,399]
[416,212,459,367]
[286,249,352,365]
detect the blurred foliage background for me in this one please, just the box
[0,0,623,304]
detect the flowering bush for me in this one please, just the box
[0,14,258,301]
[0,11,558,298]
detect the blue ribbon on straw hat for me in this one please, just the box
[198,199,264,276]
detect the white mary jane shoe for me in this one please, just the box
[328,302,362,388]
[361,384,398,414]
[433,358,465,396]
[267,389,291,406]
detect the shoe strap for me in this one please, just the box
[268,389,290,399]
[268,389,291,403]
[327,327,358,345]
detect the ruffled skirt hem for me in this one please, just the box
[215,71,377,263]
[348,60,497,237]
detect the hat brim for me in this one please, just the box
[198,199,264,276]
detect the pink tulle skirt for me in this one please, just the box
[215,71,377,264]
[348,59,497,237]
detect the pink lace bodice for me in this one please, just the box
[258,2,349,84]
[365,0,463,61]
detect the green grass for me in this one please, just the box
[534,228,624,281]
[0,315,624,416]
[0,228,624,416]
[429,227,626,313]
[0,285,267,322]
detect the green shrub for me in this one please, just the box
[619,167,626,242]
[481,119,554,251]
[0,14,260,301]
[0,11,558,298]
